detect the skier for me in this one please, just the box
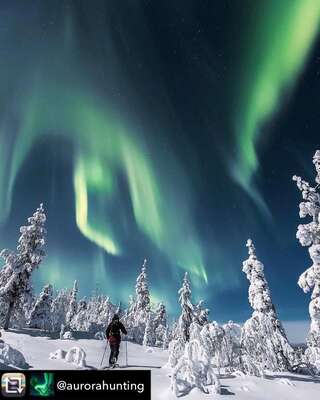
[106,314,127,367]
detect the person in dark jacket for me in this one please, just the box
[106,314,127,367]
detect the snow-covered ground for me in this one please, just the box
[1,329,319,399]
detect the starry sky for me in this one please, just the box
[0,0,320,322]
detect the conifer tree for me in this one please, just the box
[177,272,194,342]
[125,259,151,343]
[72,296,88,331]
[115,301,123,318]
[28,284,53,331]
[162,325,169,349]
[0,204,46,330]
[154,302,167,328]
[143,311,155,347]
[194,300,210,326]
[134,259,150,320]
[293,149,320,367]
[240,239,293,375]
[51,288,69,331]
[66,280,78,329]
[154,302,167,346]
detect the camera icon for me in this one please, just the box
[1,373,26,397]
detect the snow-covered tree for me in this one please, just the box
[51,289,69,331]
[66,280,78,329]
[123,295,135,331]
[143,312,155,347]
[194,300,210,326]
[28,284,53,331]
[8,291,35,329]
[22,292,36,327]
[200,321,226,373]
[171,339,220,396]
[240,239,293,375]
[154,302,167,328]
[154,324,167,348]
[177,272,194,342]
[115,301,123,319]
[293,150,320,368]
[189,318,203,343]
[72,297,88,331]
[167,335,186,368]
[162,325,169,349]
[133,259,150,319]
[153,302,167,346]
[84,294,111,333]
[223,321,241,372]
[59,324,65,340]
[0,204,46,330]
[142,301,165,347]
[125,259,152,343]
[167,277,200,370]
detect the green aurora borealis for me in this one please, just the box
[1,0,320,319]
[231,0,320,215]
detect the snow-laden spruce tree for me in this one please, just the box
[51,288,69,331]
[84,293,115,334]
[167,334,186,369]
[0,204,46,330]
[153,302,167,347]
[240,239,293,375]
[293,150,320,369]
[154,302,167,328]
[115,301,123,319]
[162,326,169,349]
[200,321,226,373]
[134,259,150,319]
[22,292,36,327]
[167,273,195,368]
[171,339,221,396]
[155,324,167,348]
[189,318,203,341]
[143,311,155,347]
[177,272,194,342]
[193,300,209,326]
[66,280,78,329]
[28,284,53,331]
[223,321,241,372]
[123,295,135,332]
[85,293,101,332]
[72,297,88,331]
[125,259,152,343]
[93,295,111,328]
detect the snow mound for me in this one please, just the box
[240,385,250,392]
[145,347,154,353]
[65,347,86,368]
[233,370,246,377]
[63,331,75,340]
[0,340,29,369]
[94,331,106,340]
[49,347,86,368]
[49,349,66,360]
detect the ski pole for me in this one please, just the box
[100,342,108,367]
[126,336,128,367]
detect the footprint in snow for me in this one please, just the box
[240,386,249,392]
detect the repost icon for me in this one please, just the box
[1,373,26,397]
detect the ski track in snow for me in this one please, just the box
[1,330,320,400]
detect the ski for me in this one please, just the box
[102,364,120,369]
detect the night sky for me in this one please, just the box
[1,0,320,322]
